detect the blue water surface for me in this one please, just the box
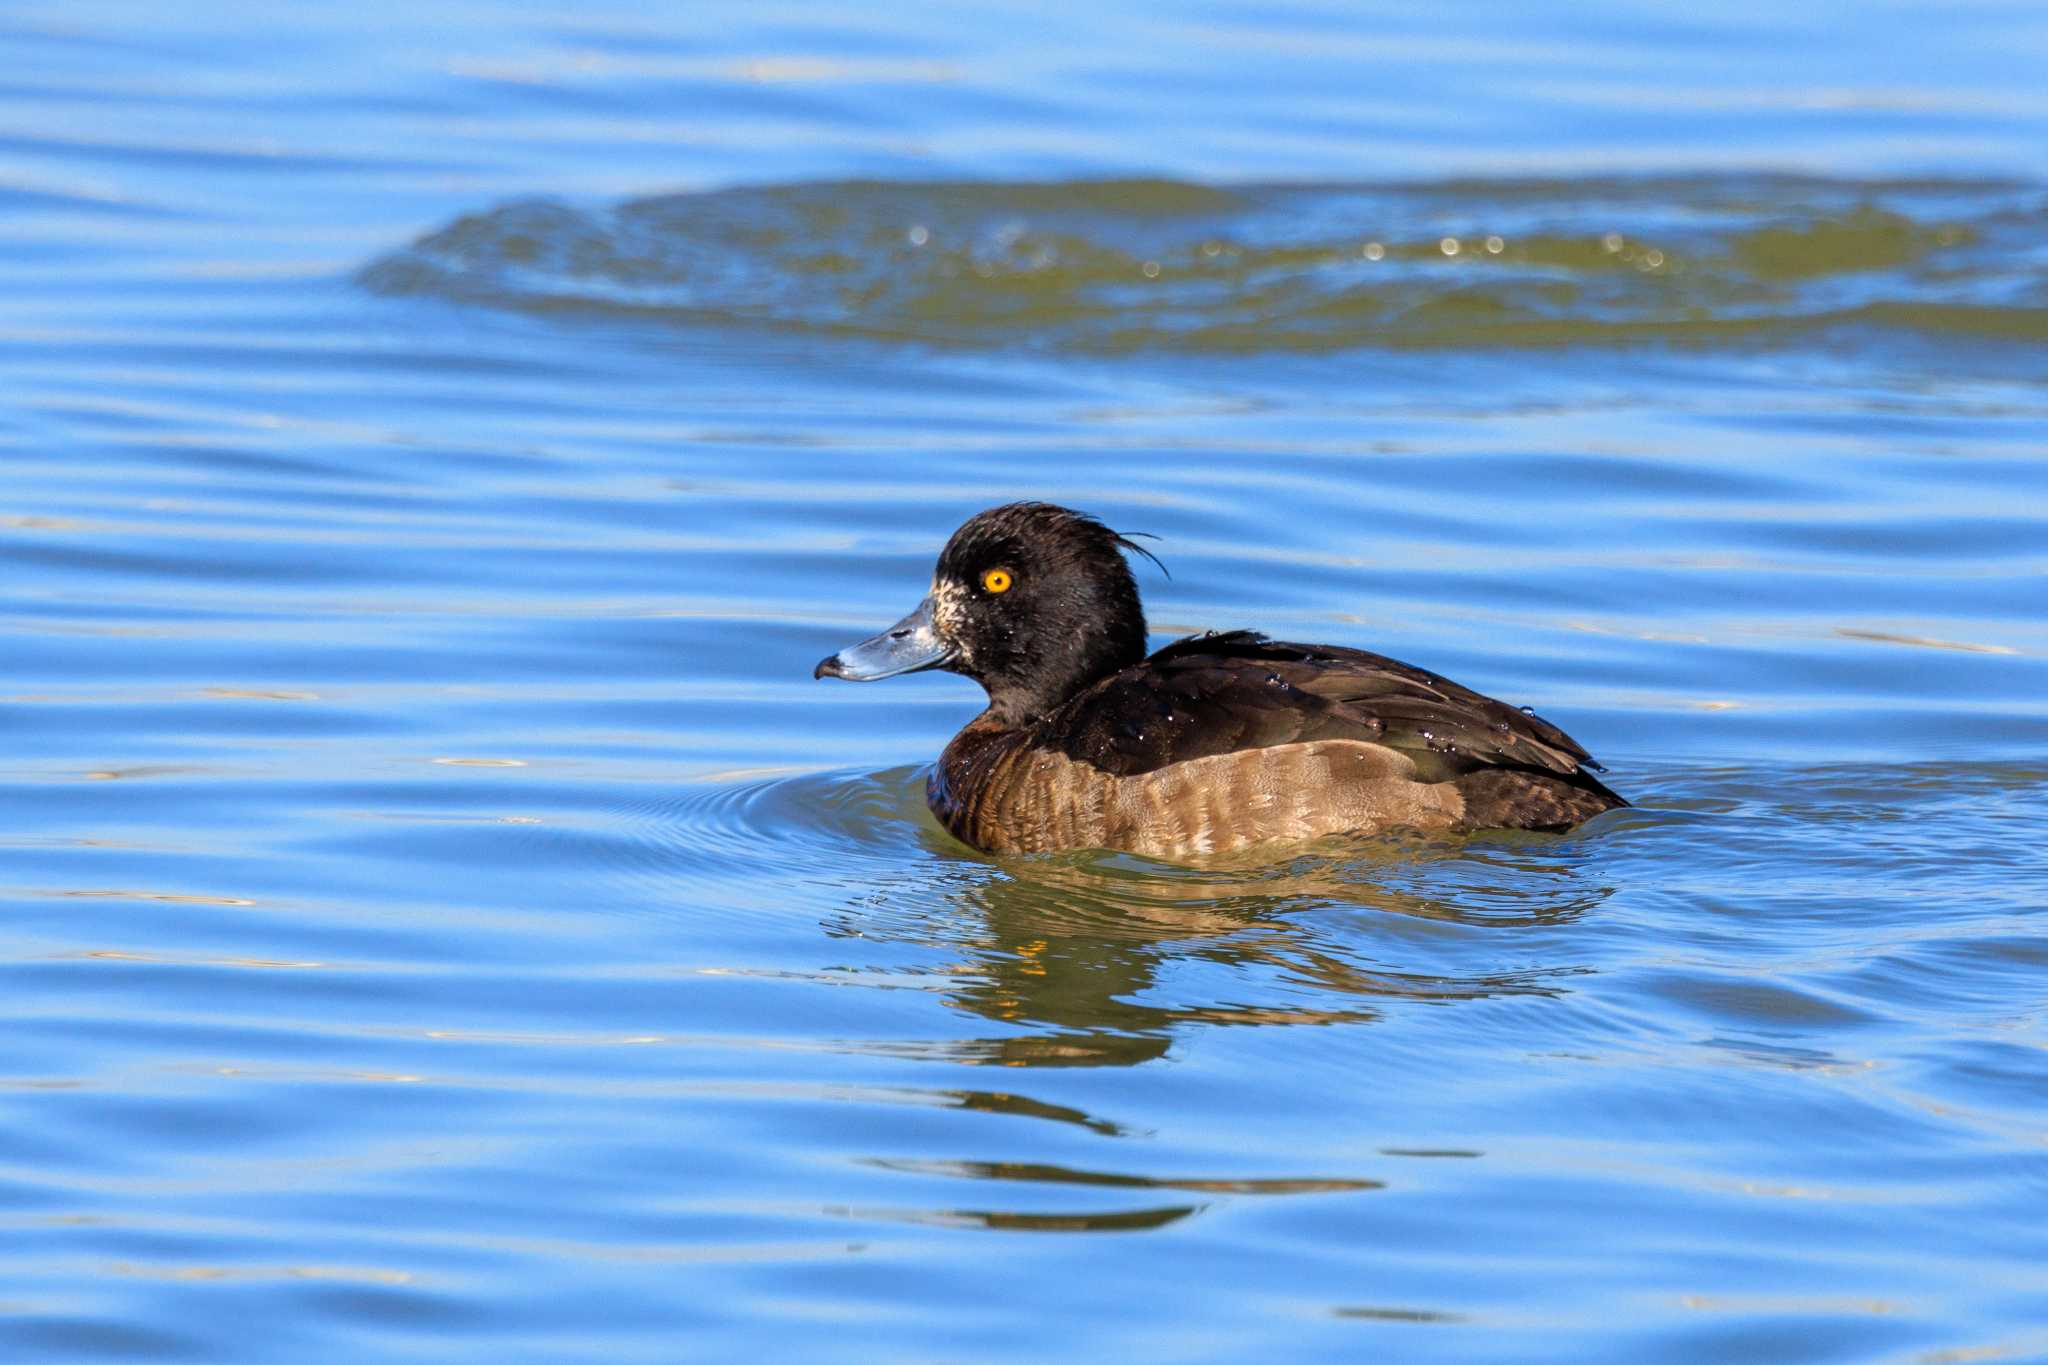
[3,2,2047,1360]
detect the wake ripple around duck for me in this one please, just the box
[570,759,1652,936]
[551,765,1677,1057]
[568,765,942,916]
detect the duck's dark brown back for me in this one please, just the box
[1056,632,1617,784]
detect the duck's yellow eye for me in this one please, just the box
[981,568,1014,594]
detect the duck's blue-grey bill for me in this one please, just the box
[814,597,952,681]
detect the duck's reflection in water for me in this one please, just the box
[832,1160,1387,1234]
[816,826,1608,1236]
[826,824,1613,1070]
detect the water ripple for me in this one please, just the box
[363,176,2048,354]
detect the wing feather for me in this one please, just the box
[1043,631,1614,794]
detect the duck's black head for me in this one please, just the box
[814,502,1156,725]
